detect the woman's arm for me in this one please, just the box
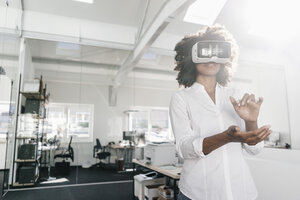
[170,93,271,158]
[169,93,206,159]
[230,93,270,155]
[203,125,271,155]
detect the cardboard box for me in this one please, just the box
[144,184,163,200]
[134,175,165,200]
[158,185,174,200]
[23,80,40,93]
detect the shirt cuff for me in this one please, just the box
[243,140,264,155]
[192,137,206,158]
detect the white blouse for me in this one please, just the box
[169,82,264,200]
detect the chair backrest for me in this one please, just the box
[68,136,73,149]
[96,138,102,149]
[69,146,74,162]
[68,137,74,162]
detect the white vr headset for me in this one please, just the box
[192,40,231,64]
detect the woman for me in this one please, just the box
[169,25,272,200]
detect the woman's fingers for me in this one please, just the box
[247,94,255,103]
[246,129,268,144]
[238,93,263,107]
[243,125,271,144]
[260,130,272,141]
[240,93,249,106]
[229,96,239,110]
[250,125,270,136]
[247,130,271,145]
[257,97,263,105]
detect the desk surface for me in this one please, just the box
[109,145,134,149]
[39,146,58,151]
[133,159,181,179]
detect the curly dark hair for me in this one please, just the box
[174,24,239,87]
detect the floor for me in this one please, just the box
[0,170,9,197]
[0,171,3,197]
[2,181,134,200]
[37,166,134,187]
[1,165,149,200]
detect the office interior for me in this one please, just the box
[0,0,300,200]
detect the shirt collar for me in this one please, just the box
[191,81,221,91]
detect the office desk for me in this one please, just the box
[39,145,58,180]
[109,144,134,150]
[132,159,181,199]
[108,145,134,172]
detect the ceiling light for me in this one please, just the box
[73,0,94,4]
[57,42,79,50]
[183,0,227,25]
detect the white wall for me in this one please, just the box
[282,58,300,149]
[238,45,300,149]
[230,61,290,145]
[245,148,300,200]
[45,80,175,166]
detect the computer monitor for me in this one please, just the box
[123,131,135,141]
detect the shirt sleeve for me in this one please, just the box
[169,92,206,160]
[242,141,264,155]
[235,89,265,155]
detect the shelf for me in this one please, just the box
[16,136,39,140]
[15,159,37,163]
[13,182,35,187]
[19,113,45,119]
[20,92,44,100]
[34,116,45,120]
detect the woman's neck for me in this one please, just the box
[196,75,217,93]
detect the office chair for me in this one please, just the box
[54,136,74,162]
[93,138,111,168]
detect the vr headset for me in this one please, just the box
[192,40,231,64]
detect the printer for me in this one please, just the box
[144,143,176,166]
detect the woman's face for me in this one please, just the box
[196,62,221,77]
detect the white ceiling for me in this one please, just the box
[22,0,208,37]
[3,0,268,83]
[28,38,175,72]
[28,39,130,65]
[23,0,168,28]
[19,0,224,81]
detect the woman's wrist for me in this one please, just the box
[244,120,257,124]
[222,129,234,143]
[245,120,258,131]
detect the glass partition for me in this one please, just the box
[0,33,20,196]
[17,38,136,187]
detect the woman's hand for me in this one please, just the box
[230,93,263,123]
[226,125,272,145]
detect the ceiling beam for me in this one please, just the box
[112,0,196,87]
[135,0,150,43]
[32,56,176,76]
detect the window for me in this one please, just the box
[150,109,169,132]
[130,111,148,133]
[46,103,94,142]
[127,107,173,143]
[0,102,10,139]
